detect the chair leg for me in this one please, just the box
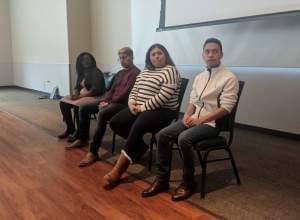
[168,142,174,173]
[200,151,208,199]
[148,136,155,171]
[227,148,241,184]
[73,107,79,130]
[196,150,204,169]
[177,144,184,161]
[72,108,77,129]
[111,131,116,155]
[153,136,157,146]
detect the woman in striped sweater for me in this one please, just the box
[104,43,181,187]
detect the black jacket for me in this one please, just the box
[75,68,105,96]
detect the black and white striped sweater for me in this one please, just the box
[128,65,181,111]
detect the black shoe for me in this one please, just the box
[171,182,195,202]
[67,131,78,143]
[57,130,72,139]
[141,180,169,198]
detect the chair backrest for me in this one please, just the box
[104,72,116,91]
[215,80,245,133]
[175,78,189,120]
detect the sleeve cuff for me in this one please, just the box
[140,105,146,112]
[128,99,136,105]
[220,104,233,113]
[190,99,196,104]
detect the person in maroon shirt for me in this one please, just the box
[66,47,140,167]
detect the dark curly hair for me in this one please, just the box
[76,52,97,77]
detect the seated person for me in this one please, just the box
[66,48,140,166]
[141,38,239,201]
[58,52,105,140]
[103,43,181,187]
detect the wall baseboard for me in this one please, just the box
[0,85,16,89]
[235,123,300,140]
[0,85,50,95]
[0,85,63,99]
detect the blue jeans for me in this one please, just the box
[156,121,219,185]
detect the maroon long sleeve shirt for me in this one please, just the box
[102,65,140,104]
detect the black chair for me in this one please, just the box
[111,78,189,172]
[71,104,98,128]
[104,72,117,91]
[194,80,245,198]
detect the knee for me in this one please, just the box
[97,110,108,124]
[131,120,146,132]
[158,126,172,141]
[157,126,178,151]
[178,131,191,148]
[98,109,107,120]
[59,101,66,109]
[109,116,118,132]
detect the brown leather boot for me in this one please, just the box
[65,139,88,150]
[103,152,130,187]
[79,152,99,167]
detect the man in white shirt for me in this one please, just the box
[142,38,239,201]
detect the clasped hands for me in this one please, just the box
[98,101,109,109]
[129,103,142,115]
[182,114,203,128]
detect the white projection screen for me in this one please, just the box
[159,0,300,30]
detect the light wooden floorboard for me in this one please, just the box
[0,111,215,220]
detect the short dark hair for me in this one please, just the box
[203,38,223,52]
[119,47,133,58]
[145,43,175,70]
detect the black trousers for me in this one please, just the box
[110,107,176,160]
[78,103,126,154]
[59,101,79,133]
[78,103,99,141]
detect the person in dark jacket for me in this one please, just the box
[66,48,140,169]
[58,52,105,140]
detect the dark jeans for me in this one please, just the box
[78,103,126,154]
[110,107,176,160]
[59,101,79,133]
[156,121,219,185]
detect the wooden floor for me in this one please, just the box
[0,111,215,220]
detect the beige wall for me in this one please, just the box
[10,0,70,95]
[90,0,131,71]
[0,0,13,86]
[67,0,92,63]
[66,0,92,91]
[131,0,300,68]
[3,0,132,92]
[130,0,300,134]
[10,0,69,63]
